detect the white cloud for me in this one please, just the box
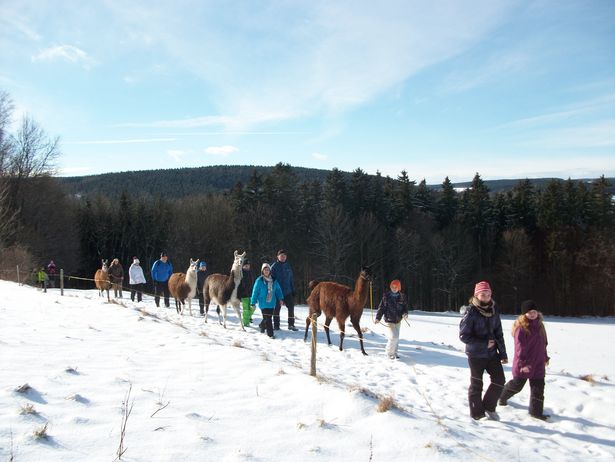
[204,145,239,156]
[31,45,97,69]
[66,138,176,145]
[104,1,515,129]
[312,152,327,160]
[167,149,185,162]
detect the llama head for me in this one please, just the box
[101,259,109,271]
[233,251,246,268]
[360,265,373,282]
[188,258,199,272]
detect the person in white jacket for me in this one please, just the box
[129,257,147,302]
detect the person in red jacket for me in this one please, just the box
[499,300,550,420]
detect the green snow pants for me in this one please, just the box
[242,297,254,327]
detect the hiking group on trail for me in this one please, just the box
[36,250,551,423]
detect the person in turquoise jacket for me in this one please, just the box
[250,263,284,338]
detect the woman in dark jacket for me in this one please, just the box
[459,281,508,420]
[499,300,550,420]
[375,279,409,359]
[108,258,124,298]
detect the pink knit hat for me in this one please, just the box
[474,281,492,296]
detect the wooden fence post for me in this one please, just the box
[310,313,317,377]
[60,269,64,296]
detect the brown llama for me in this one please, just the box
[203,250,246,330]
[94,259,111,302]
[168,259,199,316]
[304,266,373,355]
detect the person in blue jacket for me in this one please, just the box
[375,279,409,359]
[270,249,297,331]
[151,251,173,308]
[251,263,284,339]
[459,281,508,421]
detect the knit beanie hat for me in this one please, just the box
[199,261,207,268]
[390,279,401,291]
[133,257,140,264]
[474,281,492,296]
[521,299,537,314]
[261,263,271,273]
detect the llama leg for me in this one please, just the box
[351,319,368,356]
[233,302,245,331]
[324,317,333,345]
[337,318,346,351]
[187,298,192,317]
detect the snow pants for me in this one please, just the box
[385,322,401,357]
[241,297,254,326]
[467,356,506,418]
[500,377,545,417]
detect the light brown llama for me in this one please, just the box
[304,266,373,355]
[168,259,199,316]
[94,259,111,302]
[203,250,246,330]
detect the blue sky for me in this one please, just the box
[1,0,614,183]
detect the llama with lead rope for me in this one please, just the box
[203,250,246,330]
[168,258,199,316]
[304,266,373,355]
[94,259,111,302]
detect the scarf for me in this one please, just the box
[263,275,274,303]
[472,297,495,318]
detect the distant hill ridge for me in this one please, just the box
[59,164,614,199]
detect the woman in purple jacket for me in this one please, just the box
[499,300,550,420]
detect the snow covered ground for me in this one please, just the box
[1,280,614,461]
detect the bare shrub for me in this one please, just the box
[580,374,596,384]
[377,396,396,413]
[33,422,49,440]
[15,383,32,393]
[19,403,38,415]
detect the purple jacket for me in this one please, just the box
[512,318,549,379]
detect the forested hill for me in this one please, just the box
[60,165,347,198]
[59,164,615,198]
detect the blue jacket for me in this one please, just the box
[250,276,284,309]
[459,303,508,361]
[376,291,409,324]
[151,259,173,282]
[270,260,294,296]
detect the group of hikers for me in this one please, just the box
[38,251,550,422]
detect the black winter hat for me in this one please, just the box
[521,299,537,314]
[277,249,287,256]
[160,251,168,258]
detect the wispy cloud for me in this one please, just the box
[31,45,97,69]
[105,1,515,129]
[312,152,327,160]
[167,149,186,162]
[440,51,530,94]
[204,145,239,156]
[65,138,176,145]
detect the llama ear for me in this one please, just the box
[240,252,246,258]
[234,250,238,258]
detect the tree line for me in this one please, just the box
[1,90,614,315]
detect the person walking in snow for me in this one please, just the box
[498,300,550,420]
[270,249,297,331]
[108,258,124,298]
[151,251,173,308]
[128,257,146,302]
[374,279,409,359]
[196,260,208,316]
[237,259,255,327]
[251,263,284,339]
[37,267,49,292]
[459,281,508,420]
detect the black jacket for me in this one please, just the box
[237,268,255,299]
[196,269,208,295]
[459,303,508,361]
[376,291,409,324]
